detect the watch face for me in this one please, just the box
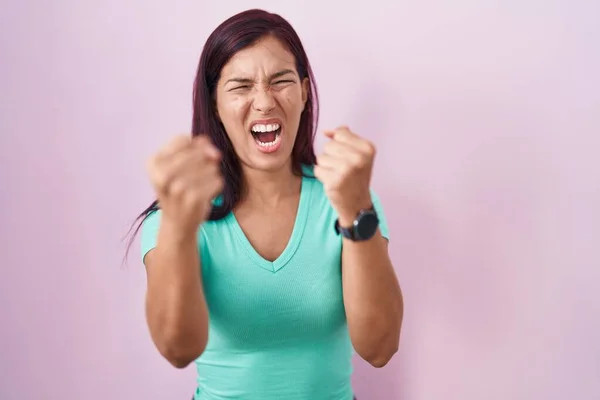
[356,211,379,240]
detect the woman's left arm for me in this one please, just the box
[314,125,403,368]
[340,230,403,367]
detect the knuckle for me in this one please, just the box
[154,175,167,191]
[183,188,201,205]
[169,179,186,197]
[151,169,168,190]
[350,154,363,168]
[365,141,376,156]
[331,174,343,186]
[173,135,189,145]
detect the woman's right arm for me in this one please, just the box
[142,134,223,368]
[144,218,209,368]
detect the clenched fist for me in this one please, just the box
[146,134,223,234]
[314,126,376,226]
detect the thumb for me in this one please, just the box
[193,135,221,160]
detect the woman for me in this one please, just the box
[135,8,403,400]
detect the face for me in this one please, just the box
[215,35,309,172]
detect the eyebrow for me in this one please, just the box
[225,69,296,85]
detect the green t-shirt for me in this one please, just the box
[141,166,389,400]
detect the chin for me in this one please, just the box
[245,152,293,173]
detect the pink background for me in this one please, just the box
[1,1,599,399]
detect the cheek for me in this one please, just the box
[218,97,250,132]
[279,90,304,117]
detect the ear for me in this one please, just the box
[301,77,309,107]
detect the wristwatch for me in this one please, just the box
[334,206,380,241]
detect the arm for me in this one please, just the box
[313,125,403,367]
[341,226,403,368]
[143,213,209,368]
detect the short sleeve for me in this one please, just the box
[140,209,162,264]
[139,209,209,265]
[370,189,390,240]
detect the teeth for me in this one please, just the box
[255,132,281,147]
[251,123,280,133]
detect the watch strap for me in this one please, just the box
[334,205,377,241]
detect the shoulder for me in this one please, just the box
[139,207,231,262]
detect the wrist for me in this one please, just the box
[337,200,373,227]
[337,213,357,228]
[158,216,201,246]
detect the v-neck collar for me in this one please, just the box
[226,174,313,273]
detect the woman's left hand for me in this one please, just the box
[314,126,376,227]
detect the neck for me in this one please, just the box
[240,161,301,207]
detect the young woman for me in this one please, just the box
[134,8,403,400]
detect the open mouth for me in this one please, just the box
[251,123,282,148]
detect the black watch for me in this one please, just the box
[334,206,379,241]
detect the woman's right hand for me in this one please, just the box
[146,134,223,234]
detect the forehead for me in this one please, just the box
[220,36,297,78]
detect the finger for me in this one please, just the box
[161,149,218,191]
[324,130,335,139]
[192,134,221,160]
[161,135,193,156]
[166,160,221,199]
[324,126,358,141]
[322,139,357,158]
[325,127,374,155]
[317,153,356,174]
[203,172,225,199]
[182,173,222,199]
[322,140,363,167]
[182,141,221,166]
[188,166,224,202]
[313,164,341,186]
[315,153,339,170]
[160,147,200,176]
[178,152,221,182]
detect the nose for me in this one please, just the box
[251,87,275,113]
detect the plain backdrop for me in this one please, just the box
[1,1,599,399]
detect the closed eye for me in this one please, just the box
[231,85,251,91]
[273,80,295,85]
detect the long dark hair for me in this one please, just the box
[125,9,319,256]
